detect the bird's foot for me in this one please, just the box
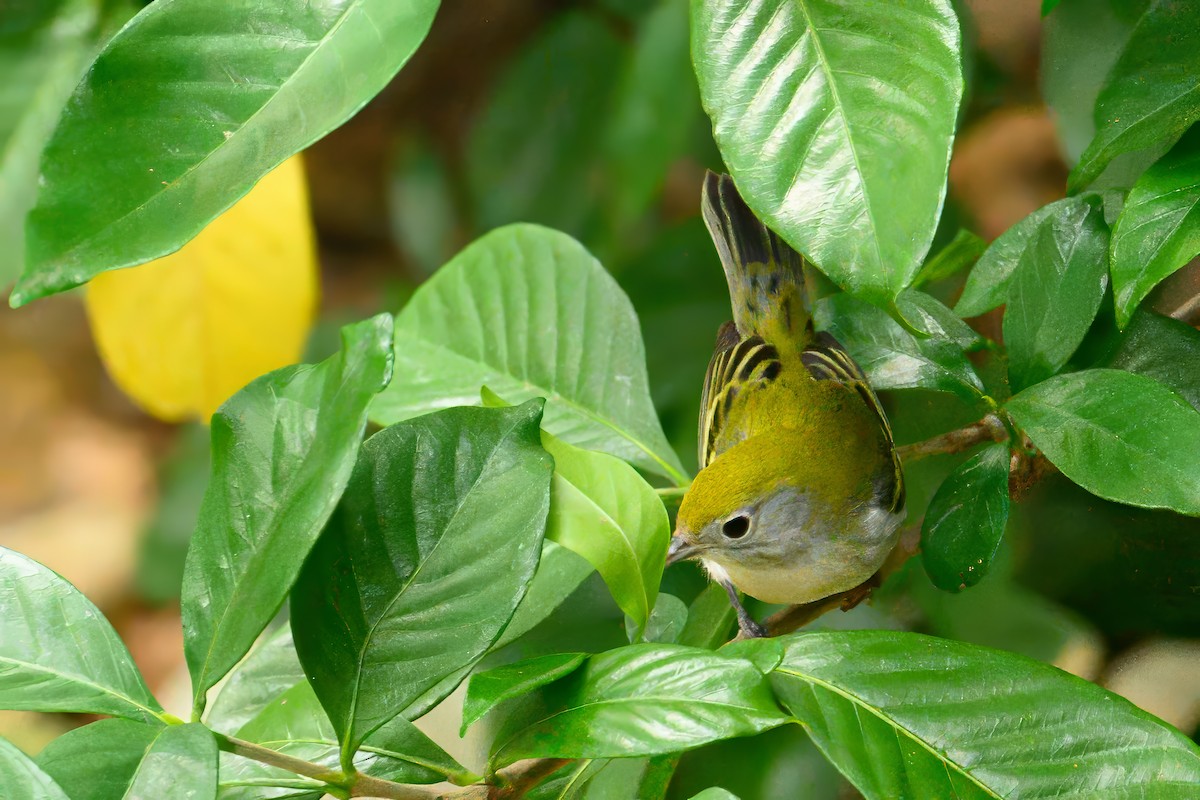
[721,579,769,638]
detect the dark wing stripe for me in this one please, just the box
[698,332,782,469]
[802,333,905,514]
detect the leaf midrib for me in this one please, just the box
[776,665,1001,799]
[0,654,161,722]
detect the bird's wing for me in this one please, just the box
[698,322,782,470]
[801,332,906,514]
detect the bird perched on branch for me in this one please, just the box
[666,172,905,638]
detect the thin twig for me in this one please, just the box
[896,414,1008,462]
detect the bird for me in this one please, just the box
[666,171,905,638]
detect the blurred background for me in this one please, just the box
[2,0,1198,795]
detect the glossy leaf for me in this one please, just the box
[689,790,740,800]
[35,719,158,800]
[0,736,69,800]
[921,442,1011,591]
[1110,130,1200,327]
[85,156,318,421]
[692,0,962,307]
[1069,1,1200,191]
[183,314,394,713]
[770,630,1200,798]
[543,434,669,636]
[0,546,162,722]
[815,292,983,400]
[1003,194,1109,391]
[1104,310,1200,411]
[123,724,217,800]
[955,199,1065,317]
[219,681,469,797]
[462,653,588,734]
[627,592,689,645]
[491,643,787,764]
[0,0,98,289]
[466,12,622,238]
[204,626,305,733]
[291,402,554,758]
[14,0,441,304]
[371,224,686,483]
[1006,369,1200,515]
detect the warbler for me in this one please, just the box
[666,172,905,638]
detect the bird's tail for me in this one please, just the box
[701,171,812,344]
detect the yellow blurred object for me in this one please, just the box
[86,157,319,421]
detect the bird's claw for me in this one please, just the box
[739,617,768,638]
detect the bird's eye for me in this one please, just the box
[721,514,751,539]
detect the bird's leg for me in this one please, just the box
[721,579,767,638]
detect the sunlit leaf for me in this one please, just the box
[14,0,440,304]
[1005,369,1200,515]
[84,157,318,421]
[692,0,962,307]
[0,736,70,800]
[0,546,162,723]
[183,314,395,713]
[35,719,158,800]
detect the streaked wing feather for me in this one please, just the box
[698,328,782,469]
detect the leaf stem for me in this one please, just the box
[896,414,1008,462]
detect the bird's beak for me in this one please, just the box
[666,535,698,566]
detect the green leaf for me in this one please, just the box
[1069,1,1200,191]
[0,735,70,800]
[123,724,217,800]
[770,630,1200,798]
[204,625,305,733]
[913,229,987,288]
[955,199,1065,317]
[0,546,162,722]
[1104,310,1200,411]
[692,0,963,307]
[462,653,588,735]
[219,681,469,797]
[466,12,622,238]
[13,0,441,305]
[491,644,787,764]
[35,719,158,800]
[1041,0,1063,15]
[627,592,689,645]
[920,442,1010,591]
[1003,194,1109,391]
[183,314,395,712]
[291,401,554,759]
[815,292,983,400]
[542,434,669,636]
[896,290,981,349]
[1110,129,1200,327]
[1005,369,1200,514]
[371,224,686,483]
[0,0,99,289]
[689,790,739,800]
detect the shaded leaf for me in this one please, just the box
[14,0,440,304]
[921,442,1011,591]
[0,546,161,722]
[1069,1,1200,191]
[0,735,69,800]
[291,402,554,757]
[136,424,210,603]
[914,229,986,288]
[955,199,1066,317]
[770,630,1200,798]
[1110,129,1200,327]
[626,592,689,645]
[124,724,217,800]
[542,433,669,636]
[204,626,304,734]
[692,0,962,307]
[371,224,685,483]
[85,157,318,421]
[462,653,588,734]
[1005,369,1200,514]
[815,292,983,400]
[35,719,158,800]
[491,644,786,764]
[183,314,395,713]
[1003,194,1109,391]
[1103,310,1200,411]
